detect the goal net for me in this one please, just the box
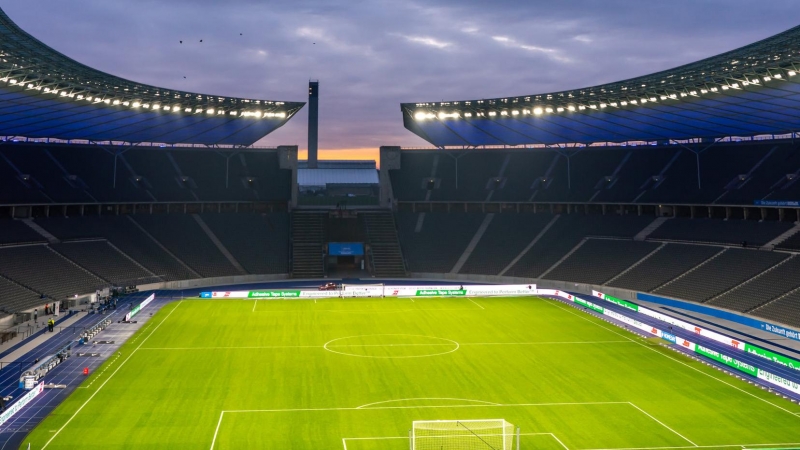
[412,419,516,450]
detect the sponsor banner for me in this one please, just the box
[592,290,638,312]
[754,200,800,207]
[203,285,539,300]
[695,345,758,377]
[573,291,800,394]
[661,331,677,344]
[761,323,800,342]
[675,336,696,352]
[757,370,800,395]
[125,293,155,321]
[745,344,800,372]
[574,297,604,313]
[248,290,302,298]
[0,381,44,427]
[636,292,800,343]
[416,289,465,297]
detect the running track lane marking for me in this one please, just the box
[42,301,184,450]
[627,402,697,447]
[543,299,800,419]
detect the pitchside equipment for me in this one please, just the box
[411,419,518,450]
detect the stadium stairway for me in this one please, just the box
[761,222,800,250]
[361,211,407,278]
[291,212,327,278]
[633,216,671,241]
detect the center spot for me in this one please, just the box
[323,334,459,359]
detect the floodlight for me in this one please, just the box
[774,74,782,79]
[500,111,508,116]
[464,112,472,117]
[789,71,796,76]
[545,107,553,113]
[207,109,215,114]
[414,112,427,120]
[556,107,564,112]
[113,100,120,105]
[488,111,497,116]
[533,107,543,115]
[511,110,519,115]
[132,102,141,108]
[567,105,575,111]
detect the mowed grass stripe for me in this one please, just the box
[23,297,800,450]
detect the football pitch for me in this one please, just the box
[23,296,800,450]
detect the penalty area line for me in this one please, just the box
[42,300,184,450]
[627,402,696,447]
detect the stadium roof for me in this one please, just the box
[401,24,800,148]
[0,8,304,146]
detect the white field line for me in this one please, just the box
[468,298,485,309]
[582,444,800,450]
[627,402,697,447]
[210,411,225,450]
[140,340,633,351]
[355,397,502,409]
[42,301,184,449]
[252,298,258,312]
[342,432,562,449]
[223,401,629,414]
[543,299,800,418]
[551,432,570,450]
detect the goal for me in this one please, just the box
[411,419,518,450]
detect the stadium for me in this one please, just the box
[0,4,798,450]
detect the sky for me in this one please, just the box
[3,0,799,160]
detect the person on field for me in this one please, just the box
[48,318,55,332]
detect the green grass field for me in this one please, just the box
[24,296,800,450]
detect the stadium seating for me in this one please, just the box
[543,239,661,285]
[396,212,485,273]
[653,249,788,303]
[50,241,156,285]
[648,218,792,246]
[389,142,800,205]
[751,289,800,328]
[606,244,721,292]
[706,255,800,312]
[0,245,106,301]
[199,213,289,274]
[0,143,291,204]
[0,275,42,314]
[459,213,555,275]
[131,214,241,278]
[777,232,800,251]
[35,216,197,281]
[504,214,653,279]
[0,220,46,245]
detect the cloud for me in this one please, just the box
[402,35,453,50]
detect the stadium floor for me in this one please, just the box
[20,296,800,449]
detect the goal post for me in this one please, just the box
[411,419,517,450]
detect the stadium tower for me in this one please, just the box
[308,80,319,169]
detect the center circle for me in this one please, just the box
[323,334,459,359]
